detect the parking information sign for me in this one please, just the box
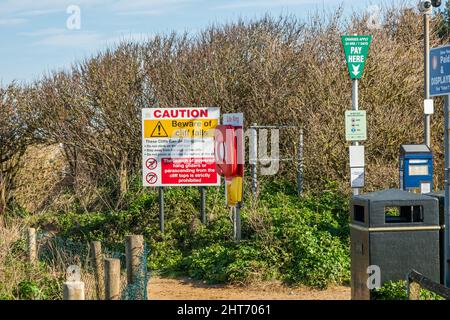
[141,107,221,187]
[430,45,450,96]
[345,110,367,141]
[341,35,372,79]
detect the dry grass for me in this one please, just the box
[0,218,146,300]
[0,219,63,299]
[0,220,103,300]
[11,144,70,213]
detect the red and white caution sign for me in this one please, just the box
[142,107,221,187]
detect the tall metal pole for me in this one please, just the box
[297,128,304,196]
[250,124,258,198]
[424,13,431,147]
[200,186,206,224]
[352,78,360,196]
[444,95,450,286]
[233,205,241,243]
[158,187,164,233]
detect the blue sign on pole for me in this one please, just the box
[430,45,450,97]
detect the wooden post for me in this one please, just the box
[90,241,104,300]
[408,282,421,300]
[63,281,85,300]
[104,258,121,300]
[125,235,144,285]
[27,228,37,264]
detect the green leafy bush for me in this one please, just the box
[372,280,444,300]
[372,281,408,300]
[184,243,231,283]
[14,277,62,300]
[33,179,350,289]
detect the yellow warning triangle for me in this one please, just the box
[151,121,168,137]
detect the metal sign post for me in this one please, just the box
[159,187,164,234]
[342,35,372,195]
[424,13,432,147]
[200,186,206,224]
[250,123,258,198]
[352,79,360,196]
[429,44,450,286]
[297,128,304,196]
[445,95,450,286]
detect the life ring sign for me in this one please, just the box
[214,125,238,178]
[214,113,244,207]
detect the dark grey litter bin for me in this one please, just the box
[425,191,446,285]
[350,189,440,300]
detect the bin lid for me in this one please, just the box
[400,144,431,155]
[427,191,444,198]
[354,188,435,202]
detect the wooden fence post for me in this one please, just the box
[27,228,37,264]
[408,282,421,300]
[63,281,85,300]
[125,235,144,285]
[90,241,104,300]
[104,258,121,300]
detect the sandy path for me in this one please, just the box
[148,276,350,300]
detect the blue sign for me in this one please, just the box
[430,45,450,96]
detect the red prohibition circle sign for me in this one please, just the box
[146,172,158,185]
[146,157,157,170]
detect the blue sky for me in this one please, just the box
[0,0,425,84]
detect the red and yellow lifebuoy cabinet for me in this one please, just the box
[214,115,244,207]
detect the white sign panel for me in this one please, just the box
[350,167,365,188]
[349,145,365,167]
[223,113,244,126]
[141,107,221,187]
[421,182,431,194]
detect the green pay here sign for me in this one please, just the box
[345,110,367,141]
[341,35,372,79]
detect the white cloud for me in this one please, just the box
[17,9,62,17]
[0,0,197,17]
[215,0,337,10]
[23,27,152,48]
[0,18,27,26]
[112,0,197,15]
[104,32,153,45]
[20,28,66,37]
[116,9,163,16]
[0,0,107,16]
[33,30,104,48]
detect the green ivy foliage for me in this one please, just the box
[32,179,350,289]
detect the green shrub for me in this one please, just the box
[372,281,408,300]
[372,280,444,300]
[225,243,278,284]
[184,243,231,283]
[13,277,62,300]
[33,179,350,289]
[147,239,184,272]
